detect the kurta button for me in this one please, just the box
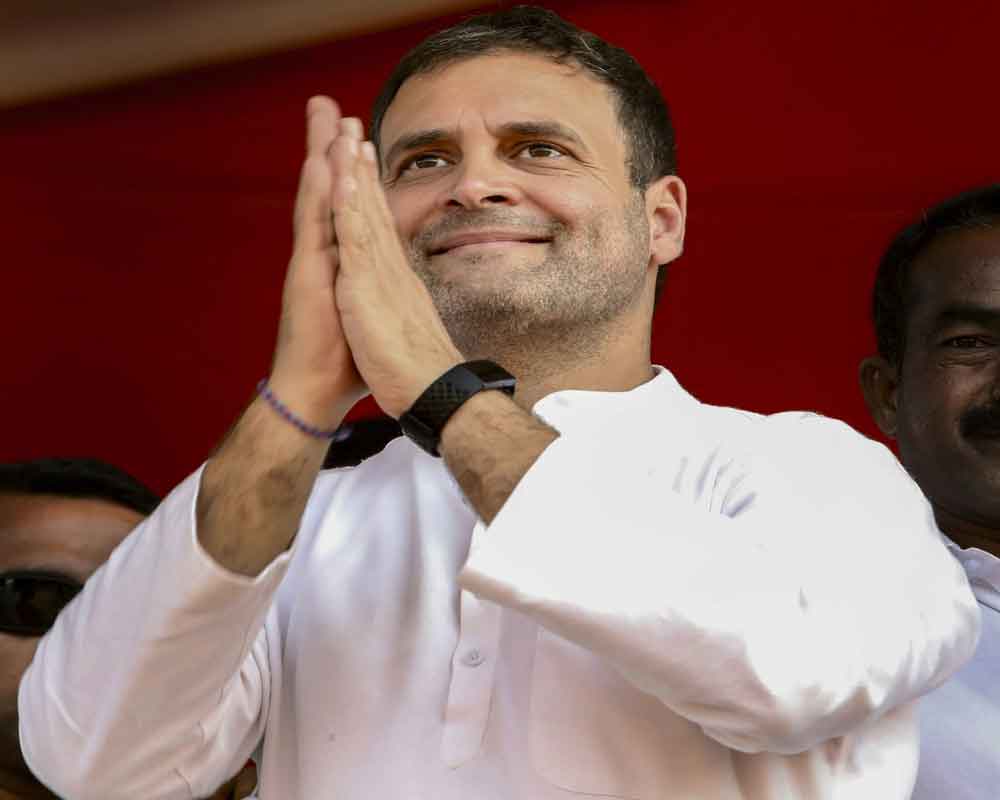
[461,648,485,667]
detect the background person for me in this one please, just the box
[860,183,1000,799]
[0,458,157,799]
[0,458,255,800]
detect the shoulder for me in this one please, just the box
[755,410,903,475]
[681,394,914,503]
[691,395,900,473]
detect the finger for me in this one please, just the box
[359,141,396,234]
[355,140,396,272]
[292,152,334,254]
[329,114,362,205]
[292,98,342,253]
[306,96,340,156]
[331,131,365,266]
[356,139,415,288]
[331,123,359,210]
[340,116,364,143]
[327,116,363,222]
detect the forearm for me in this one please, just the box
[440,389,558,524]
[198,389,349,576]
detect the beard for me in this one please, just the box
[405,196,650,364]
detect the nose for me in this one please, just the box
[445,152,523,210]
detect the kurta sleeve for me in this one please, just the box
[18,466,292,800]
[459,412,981,754]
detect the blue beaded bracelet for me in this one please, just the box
[256,379,340,439]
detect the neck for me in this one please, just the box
[932,506,1000,557]
[469,311,654,410]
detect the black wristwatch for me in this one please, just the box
[399,360,516,456]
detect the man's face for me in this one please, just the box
[895,225,1000,526]
[378,52,679,355]
[0,493,141,753]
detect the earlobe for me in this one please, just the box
[859,356,900,437]
[647,175,686,266]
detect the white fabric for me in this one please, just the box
[19,368,980,800]
[912,542,1000,799]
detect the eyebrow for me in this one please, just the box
[932,304,1000,327]
[382,119,588,171]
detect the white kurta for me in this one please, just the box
[913,542,1000,799]
[20,368,980,799]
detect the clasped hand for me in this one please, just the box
[267,96,463,429]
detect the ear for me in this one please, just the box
[859,355,900,437]
[645,175,686,268]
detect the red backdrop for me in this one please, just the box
[2,0,997,495]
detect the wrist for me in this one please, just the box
[399,360,516,456]
[438,389,506,453]
[261,376,354,437]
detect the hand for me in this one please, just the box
[268,97,368,429]
[329,121,463,419]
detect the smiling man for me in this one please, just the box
[20,8,978,800]
[860,184,1000,799]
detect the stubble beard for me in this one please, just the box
[406,198,650,373]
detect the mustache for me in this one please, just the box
[960,403,1000,438]
[411,209,561,253]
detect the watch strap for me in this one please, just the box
[399,360,516,456]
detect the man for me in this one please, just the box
[0,459,255,800]
[0,458,155,799]
[860,184,1000,799]
[20,8,978,799]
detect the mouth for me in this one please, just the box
[429,232,551,257]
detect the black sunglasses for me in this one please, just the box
[0,571,83,636]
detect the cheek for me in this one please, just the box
[899,371,971,441]
[386,189,434,242]
[531,180,605,224]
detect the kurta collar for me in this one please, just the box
[531,365,689,433]
[945,539,1000,612]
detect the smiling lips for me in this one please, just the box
[429,230,551,256]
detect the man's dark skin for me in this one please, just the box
[860,223,1000,556]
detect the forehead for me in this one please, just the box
[0,493,142,580]
[909,225,1000,313]
[381,52,625,155]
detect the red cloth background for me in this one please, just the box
[2,0,997,494]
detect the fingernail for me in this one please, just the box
[348,139,358,156]
[352,118,365,138]
[361,142,376,163]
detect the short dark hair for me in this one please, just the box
[872,183,1000,365]
[370,5,678,303]
[0,457,159,516]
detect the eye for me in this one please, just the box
[398,153,450,175]
[942,335,993,349]
[515,142,566,160]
